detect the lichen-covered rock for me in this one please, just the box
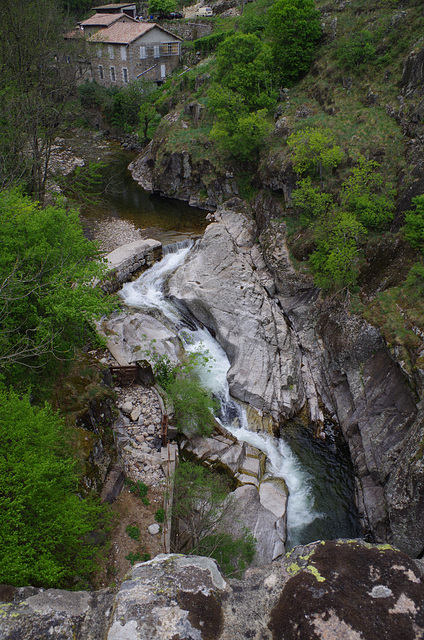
[269,540,424,640]
[0,587,115,640]
[107,554,227,640]
[1,544,422,639]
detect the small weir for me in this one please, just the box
[120,241,361,548]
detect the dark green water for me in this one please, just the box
[282,418,362,546]
[80,149,208,245]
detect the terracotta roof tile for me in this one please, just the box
[89,22,181,45]
[80,13,133,27]
[93,3,136,9]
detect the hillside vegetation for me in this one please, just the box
[111,0,424,372]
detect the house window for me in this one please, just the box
[161,42,179,55]
[123,68,128,83]
[140,45,146,59]
[99,65,104,80]
[153,44,160,58]
[97,46,102,58]
[121,46,127,61]
[110,66,116,82]
[108,45,114,60]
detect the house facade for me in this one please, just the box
[88,22,182,87]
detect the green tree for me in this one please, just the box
[341,155,395,229]
[148,0,176,15]
[291,177,334,224]
[287,127,344,184]
[265,0,321,85]
[404,195,424,251]
[0,189,113,386]
[310,211,367,290]
[214,33,276,110]
[0,0,84,202]
[0,389,109,588]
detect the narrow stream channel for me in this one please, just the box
[120,243,362,549]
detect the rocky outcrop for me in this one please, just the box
[260,219,424,555]
[129,124,239,211]
[2,543,423,639]
[168,199,306,420]
[401,43,424,96]
[101,239,163,294]
[168,201,423,554]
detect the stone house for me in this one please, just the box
[88,21,182,86]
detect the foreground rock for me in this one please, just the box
[1,542,423,639]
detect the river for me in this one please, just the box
[120,241,362,550]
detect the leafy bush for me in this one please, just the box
[341,156,394,230]
[287,127,344,179]
[125,478,149,498]
[167,376,217,436]
[310,211,367,291]
[126,552,151,565]
[265,0,321,85]
[125,525,141,541]
[404,195,424,251]
[0,390,109,588]
[155,508,165,523]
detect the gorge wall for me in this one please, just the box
[167,200,424,557]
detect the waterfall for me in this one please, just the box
[119,242,320,544]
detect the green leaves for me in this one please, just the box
[0,389,108,588]
[287,127,344,178]
[341,155,395,229]
[404,195,424,251]
[0,189,114,387]
[265,0,321,85]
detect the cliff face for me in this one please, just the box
[2,543,423,640]
[167,201,424,556]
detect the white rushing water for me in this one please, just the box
[119,243,319,543]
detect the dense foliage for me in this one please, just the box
[0,189,114,388]
[266,0,322,84]
[0,390,109,588]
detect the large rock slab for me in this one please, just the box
[260,218,423,555]
[107,554,227,640]
[1,544,423,639]
[99,312,181,367]
[224,484,286,565]
[0,587,114,640]
[268,540,424,640]
[101,239,162,293]
[168,200,305,420]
